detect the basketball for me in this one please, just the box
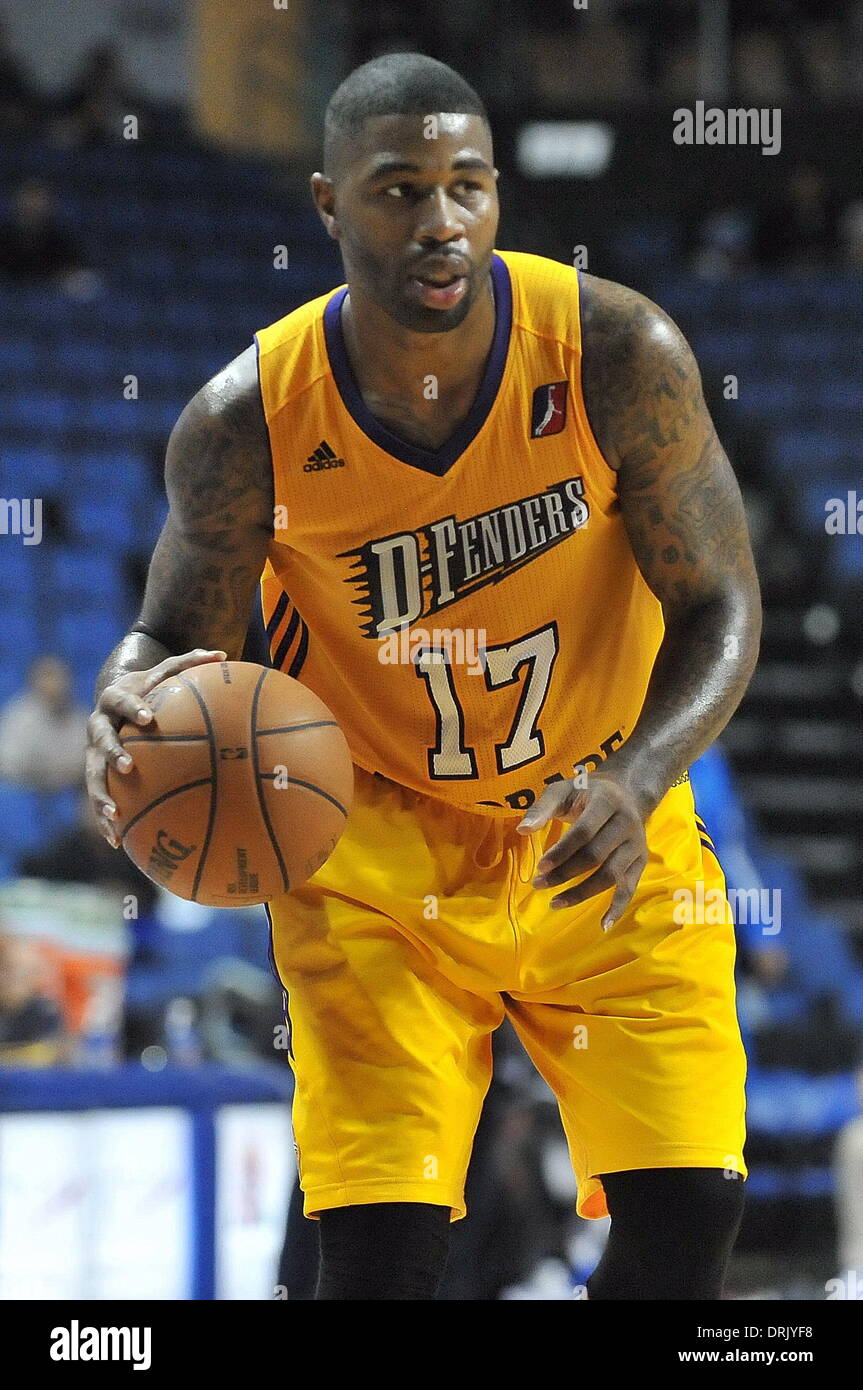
[105,660,353,907]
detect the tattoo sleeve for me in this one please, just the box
[96,347,274,698]
[579,275,762,815]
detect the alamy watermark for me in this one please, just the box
[50,1322,151,1370]
[826,1270,863,1300]
[825,491,863,534]
[673,881,781,934]
[673,102,781,156]
[378,627,488,676]
[0,497,41,544]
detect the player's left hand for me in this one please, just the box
[516,772,649,929]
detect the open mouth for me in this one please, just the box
[416,272,462,287]
[409,270,469,308]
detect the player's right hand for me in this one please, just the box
[86,649,226,847]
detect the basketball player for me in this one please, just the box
[85,54,761,1300]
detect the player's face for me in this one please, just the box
[319,113,499,333]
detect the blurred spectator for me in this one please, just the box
[834,1063,863,1279]
[347,2,437,71]
[691,745,863,1068]
[522,11,636,109]
[755,164,841,271]
[733,26,793,103]
[617,0,696,99]
[0,656,87,794]
[690,742,764,901]
[840,199,863,269]
[0,12,43,136]
[0,929,66,1066]
[197,958,282,1063]
[0,178,99,297]
[691,206,755,278]
[17,792,157,918]
[52,41,162,146]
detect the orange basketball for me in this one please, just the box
[106,660,353,907]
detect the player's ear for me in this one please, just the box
[310,173,340,240]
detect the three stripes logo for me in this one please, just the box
[266,590,309,680]
[695,813,718,860]
[304,440,346,472]
[530,381,568,438]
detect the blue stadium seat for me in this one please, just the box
[0,784,61,860]
[610,219,681,279]
[652,276,724,321]
[746,1069,858,1138]
[738,378,797,416]
[65,448,150,495]
[155,913,244,965]
[774,329,822,366]
[0,664,23,706]
[817,379,863,412]
[163,299,216,332]
[98,290,146,330]
[126,249,176,282]
[691,330,757,371]
[54,618,121,695]
[802,275,863,313]
[772,429,856,475]
[825,533,863,583]
[54,340,117,377]
[75,398,142,435]
[126,346,182,384]
[0,392,74,431]
[740,845,863,1019]
[69,659,104,709]
[86,198,153,233]
[1,447,63,495]
[135,399,183,434]
[733,276,805,313]
[67,494,135,549]
[47,547,119,598]
[163,205,219,239]
[747,851,811,929]
[0,603,43,662]
[802,480,849,532]
[0,340,37,373]
[800,913,863,1000]
[2,285,81,332]
[0,545,36,597]
[149,150,220,184]
[745,1167,834,1199]
[125,912,259,1007]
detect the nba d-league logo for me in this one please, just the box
[530,382,568,438]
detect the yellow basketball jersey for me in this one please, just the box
[255,250,664,818]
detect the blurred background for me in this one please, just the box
[0,0,862,1301]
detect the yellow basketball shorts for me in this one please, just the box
[267,767,747,1221]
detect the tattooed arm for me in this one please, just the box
[520,276,760,925]
[86,346,274,842]
[578,274,761,814]
[129,346,273,663]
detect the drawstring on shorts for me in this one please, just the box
[514,830,539,885]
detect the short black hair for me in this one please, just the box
[323,52,490,176]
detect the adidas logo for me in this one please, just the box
[304,440,346,472]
